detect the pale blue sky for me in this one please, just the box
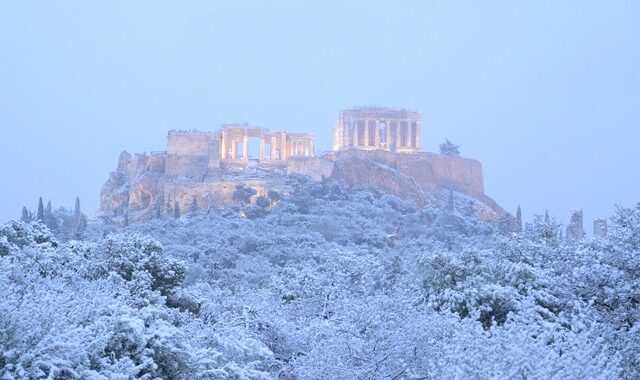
[1,1,639,229]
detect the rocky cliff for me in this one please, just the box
[100,148,510,224]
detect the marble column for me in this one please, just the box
[242,133,249,160]
[395,122,402,148]
[220,130,227,159]
[415,122,421,149]
[373,120,380,148]
[385,121,391,147]
[281,134,287,160]
[231,141,237,160]
[352,120,359,147]
[259,137,265,160]
[270,136,276,160]
[363,120,369,147]
[406,122,411,148]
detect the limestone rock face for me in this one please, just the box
[327,149,485,197]
[566,209,586,241]
[117,151,131,172]
[330,153,427,205]
[100,146,509,224]
[322,149,507,220]
[100,170,130,216]
[100,151,166,222]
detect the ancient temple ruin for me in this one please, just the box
[101,106,509,225]
[165,124,315,178]
[219,124,314,161]
[333,107,421,153]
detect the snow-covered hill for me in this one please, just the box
[1,180,638,378]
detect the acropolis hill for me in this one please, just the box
[100,107,507,222]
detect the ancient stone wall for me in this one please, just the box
[164,180,269,211]
[167,130,218,156]
[165,155,209,178]
[287,157,335,181]
[208,140,221,170]
[147,153,166,173]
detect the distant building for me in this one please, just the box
[333,107,421,153]
[566,209,586,242]
[593,218,608,237]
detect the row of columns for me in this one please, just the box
[220,129,313,161]
[291,139,313,157]
[268,134,287,161]
[347,119,420,149]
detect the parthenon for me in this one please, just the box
[333,107,421,153]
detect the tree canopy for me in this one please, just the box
[1,178,637,378]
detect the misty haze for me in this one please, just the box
[1,1,639,379]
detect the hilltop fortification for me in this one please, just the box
[100,107,508,223]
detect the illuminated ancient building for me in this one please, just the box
[333,107,421,153]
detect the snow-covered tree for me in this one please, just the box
[1,177,638,378]
[439,139,460,156]
[233,184,256,205]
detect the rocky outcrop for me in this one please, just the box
[100,147,510,224]
[318,149,507,218]
[326,149,485,197]
[329,154,427,205]
[100,151,166,221]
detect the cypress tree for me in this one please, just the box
[165,195,173,214]
[71,196,86,239]
[190,197,199,213]
[173,201,180,219]
[516,204,523,233]
[74,196,81,219]
[43,199,59,232]
[21,206,30,222]
[36,197,44,221]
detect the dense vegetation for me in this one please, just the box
[1,176,639,379]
